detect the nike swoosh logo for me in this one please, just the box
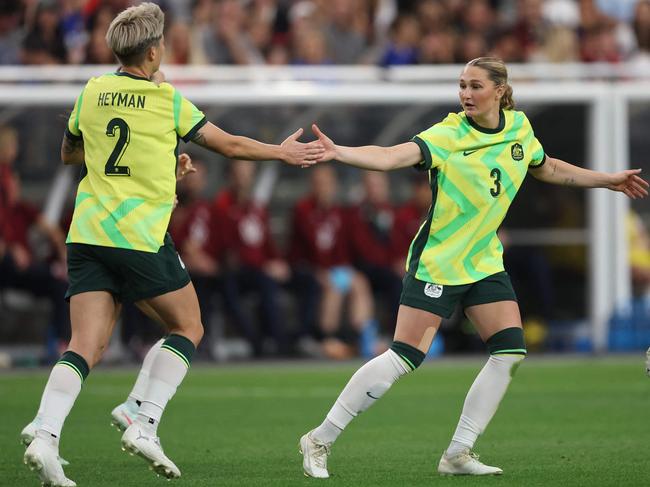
[463,149,479,156]
[366,391,379,400]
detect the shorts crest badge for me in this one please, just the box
[424,283,443,298]
[511,143,524,161]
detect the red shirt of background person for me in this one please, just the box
[347,171,403,274]
[0,126,19,244]
[169,160,220,276]
[289,164,350,269]
[394,176,433,262]
[1,172,67,273]
[213,160,288,280]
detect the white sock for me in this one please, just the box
[312,349,410,445]
[446,354,525,456]
[127,338,165,406]
[137,344,191,434]
[39,364,83,441]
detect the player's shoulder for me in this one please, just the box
[418,112,463,139]
[507,109,533,130]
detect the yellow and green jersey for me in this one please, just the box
[65,71,206,252]
[407,109,545,285]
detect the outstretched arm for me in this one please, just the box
[190,122,323,166]
[312,124,422,171]
[529,156,648,199]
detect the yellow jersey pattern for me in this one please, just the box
[407,109,545,285]
[66,72,206,252]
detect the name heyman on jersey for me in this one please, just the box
[97,92,146,109]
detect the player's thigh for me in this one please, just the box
[464,300,522,342]
[136,281,202,343]
[68,291,120,367]
[393,305,443,354]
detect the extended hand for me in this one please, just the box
[177,153,196,180]
[280,128,325,166]
[606,169,649,199]
[312,124,338,162]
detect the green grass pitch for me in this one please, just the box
[1,357,648,486]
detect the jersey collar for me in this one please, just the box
[115,70,151,82]
[465,109,505,134]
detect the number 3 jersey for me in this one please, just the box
[407,109,545,285]
[65,71,206,252]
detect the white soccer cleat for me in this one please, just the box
[438,449,503,476]
[21,420,70,466]
[23,435,76,487]
[121,423,181,479]
[646,347,650,377]
[110,402,138,432]
[299,431,331,479]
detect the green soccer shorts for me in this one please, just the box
[399,271,517,319]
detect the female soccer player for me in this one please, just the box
[300,56,648,478]
[22,3,323,486]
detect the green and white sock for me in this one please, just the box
[39,351,90,441]
[447,328,526,458]
[137,334,195,434]
[127,338,165,408]
[312,343,424,445]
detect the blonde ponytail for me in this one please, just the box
[500,83,515,110]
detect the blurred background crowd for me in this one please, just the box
[1,0,650,366]
[0,0,649,67]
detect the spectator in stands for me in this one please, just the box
[631,0,650,64]
[0,1,23,64]
[289,164,380,359]
[322,0,369,64]
[204,0,257,65]
[380,14,420,66]
[418,28,457,64]
[0,125,18,225]
[214,159,290,356]
[348,171,404,333]
[169,159,221,359]
[394,175,432,259]
[21,0,66,65]
[0,172,69,361]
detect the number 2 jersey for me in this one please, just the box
[65,71,206,252]
[407,109,545,285]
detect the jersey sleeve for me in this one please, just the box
[524,116,546,168]
[65,88,85,140]
[410,122,452,171]
[173,89,208,142]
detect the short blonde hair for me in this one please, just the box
[466,56,515,110]
[105,2,164,66]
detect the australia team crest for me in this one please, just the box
[511,143,524,161]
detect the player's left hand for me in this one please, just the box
[606,169,649,199]
[280,128,325,167]
[177,153,195,180]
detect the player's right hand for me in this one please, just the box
[280,128,325,167]
[311,124,338,162]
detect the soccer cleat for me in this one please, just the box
[121,423,181,479]
[299,431,331,479]
[23,434,76,487]
[21,420,70,466]
[437,449,503,476]
[110,401,139,432]
[646,347,650,377]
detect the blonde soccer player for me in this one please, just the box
[300,56,648,478]
[21,3,323,486]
